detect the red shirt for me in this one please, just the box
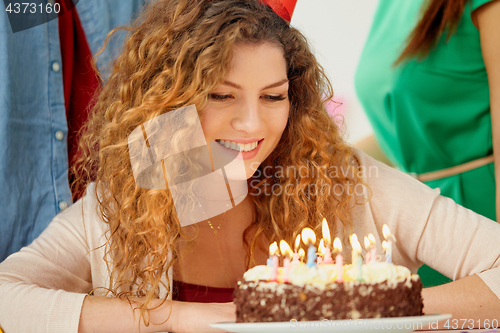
[173,280,234,303]
[58,0,100,200]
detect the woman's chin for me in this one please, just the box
[225,167,257,180]
[245,168,257,180]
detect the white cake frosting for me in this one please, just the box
[243,262,416,289]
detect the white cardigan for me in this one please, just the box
[1,151,499,332]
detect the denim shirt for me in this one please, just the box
[0,0,145,260]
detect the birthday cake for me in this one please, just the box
[233,261,423,322]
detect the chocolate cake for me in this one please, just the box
[233,262,423,322]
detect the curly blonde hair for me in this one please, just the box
[73,0,366,325]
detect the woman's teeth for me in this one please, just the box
[216,139,259,152]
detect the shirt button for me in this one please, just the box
[52,61,61,72]
[59,201,69,211]
[55,130,64,141]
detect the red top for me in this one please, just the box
[173,280,234,303]
[58,0,101,200]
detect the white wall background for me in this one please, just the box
[291,0,378,143]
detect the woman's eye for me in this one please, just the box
[209,93,233,101]
[263,95,287,101]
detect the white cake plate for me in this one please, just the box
[210,313,452,333]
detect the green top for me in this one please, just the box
[355,0,496,222]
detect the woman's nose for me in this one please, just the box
[231,98,263,133]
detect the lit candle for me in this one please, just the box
[317,239,325,265]
[349,234,359,263]
[301,228,317,267]
[280,240,293,283]
[382,225,395,264]
[364,236,371,264]
[368,234,377,263]
[350,234,363,281]
[298,248,305,263]
[268,241,279,281]
[292,234,301,264]
[382,240,391,264]
[364,234,377,264]
[334,237,344,283]
[271,256,279,281]
[322,218,333,264]
[267,241,278,266]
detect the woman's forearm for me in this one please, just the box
[422,275,500,328]
[79,295,178,333]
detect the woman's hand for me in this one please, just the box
[79,297,235,333]
[173,302,236,333]
[422,275,500,328]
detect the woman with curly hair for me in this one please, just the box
[0,0,500,332]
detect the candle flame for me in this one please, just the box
[318,239,326,254]
[269,241,278,256]
[280,240,293,258]
[298,248,305,260]
[368,233,376,244]
[322,218,331,246]
[382,224,392,239]
[382,240,388,251]
[301,228,316,246]
[333,237,342,252]
[294,234,301,251]
[349,234,362,253]
[364,236,370,249]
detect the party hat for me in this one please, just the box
[262,0,297,23]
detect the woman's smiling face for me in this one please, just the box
[201,42,290,179]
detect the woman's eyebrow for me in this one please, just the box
[262,79,289,90]
[221,78,289,90]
